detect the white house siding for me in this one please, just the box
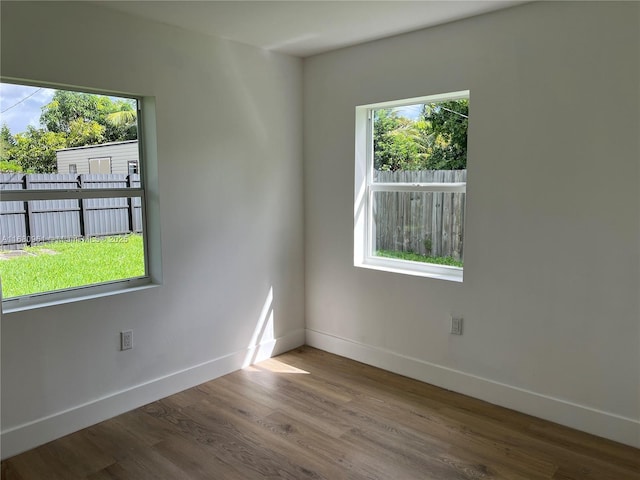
[56,140,139,175]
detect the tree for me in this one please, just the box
[10,126,67,173]
[106,107,137,129]
[1,90,139,173]
[0,160,23,173]
[1,124,15,161]
[372,100,469,172]
[41,90,137,143]
[66,119,105,148]
[373,109,423,171]
[0,124,24,172]
[40,91,99,134]
[421,99,468,170]
[101,98,137,142]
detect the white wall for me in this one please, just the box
[2,0,639,459]
[304,1,640,447]
[0,1,304,458]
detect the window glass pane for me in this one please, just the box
[0,84,139,180]
[0,196,145,299]
[373,99,468,182]
[0,82,147,301]
[89,157,111,174]
[372,191,465,267]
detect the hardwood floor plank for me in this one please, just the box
[2,446,86,480]
[527,421,640,473]
[73,410,168,463]
[0,461,26,480]
[188,399,374,480]
[441,407,639,479]
[261,409,391,480]
[149,437,247,480]
[2,346,638,480]
[216,369,355,438]
[86,446,190,480]
[143,398,329,479]
[336,388,556,479]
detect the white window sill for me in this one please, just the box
[1,279,160,314]
[356,257,463,283]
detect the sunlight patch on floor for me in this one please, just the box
[244,358,309,374]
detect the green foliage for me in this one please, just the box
[1,124,15,161]
[41,91,137,142]
[66,119,105,148]
[41,91,98,134]
[106,108,137,129]
[0,235,145,298]
[375,249,463,267]
[373,99,468,172]
[11,126,67,173]
[374,109,422,171]
[1,125,29,172]
[2,89,138,172]
[0,160,24,173]
[102,100,137,143]
[422,100,468,170]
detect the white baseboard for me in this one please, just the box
[305,328,640,448]
[0,329,305,460]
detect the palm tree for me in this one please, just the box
[105,108,137,129]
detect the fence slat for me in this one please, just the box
[0,174,28,248]
[1,173,141,250]
[373,169,466,260]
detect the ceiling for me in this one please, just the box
[96,0,528,57]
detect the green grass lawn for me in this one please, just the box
[0,235,145,299]
[375,249,463,268]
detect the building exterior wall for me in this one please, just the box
[56,140,139,175]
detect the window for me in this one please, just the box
[89,157,111,174]
[128,160,139,175]
[354,91,469,282]
[0,81,160,311]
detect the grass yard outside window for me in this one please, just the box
[375,249,463,267]
[0,235,145,299]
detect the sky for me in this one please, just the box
[0,83,56,135]
[394,104,422,120]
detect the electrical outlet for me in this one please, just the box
[121,330,133,350]
[450,317,463,335]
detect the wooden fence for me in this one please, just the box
[374,170,466,260]
[1,170,464,257]
[0,173,143,250]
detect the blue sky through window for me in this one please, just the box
[393,104,422,120]
[0,83,56,134]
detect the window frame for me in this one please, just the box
[128,160,139,175]
[354,90,469,283]
[88,156,112,174]
[0,79,162,312]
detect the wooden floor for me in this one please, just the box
[2,347,639,479]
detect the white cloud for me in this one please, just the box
[0,83,55,134]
